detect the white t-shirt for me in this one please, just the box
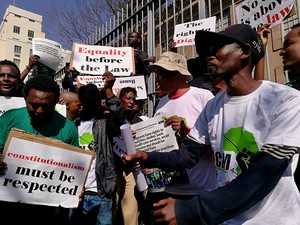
[155,86,217,191]
[190,81,300,224]
[78,119,97,192]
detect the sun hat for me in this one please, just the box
[195,24,264,65]
[149,52,192,81]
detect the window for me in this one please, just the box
[15,14,21,18]
[14,45,21,54]
[13,59,20,67]
[28,30,34,38]
[13,26,20,34]
[29,19,35,22]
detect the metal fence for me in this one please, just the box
[80,0,300,116]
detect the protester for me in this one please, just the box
[128,31,155,77]
[70,72,124,225]
[59,91,82,121]
[253,23,271,81]
[113,87,143,225]
[20,54,40,81]
[62,63,80,93]
[123,24,300,225]
[279,23,300,190]
[0,59,23,97]
[128,31,155,116]
[0,74,79,225]
[137,52,216,225]
[150,51,216,192]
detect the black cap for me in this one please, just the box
[195,24,264,65]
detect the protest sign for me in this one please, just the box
[71,43,135,76]
[0,96,66,117]
[127,116,188,192]
[236,0,295,30]
[130,115,178,152]
[173,16,216,47]
[32,38,62,71]
[0,128,93,208]
[77,75,147,100]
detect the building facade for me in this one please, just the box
[0,5,45,80]
[0,5,71,82]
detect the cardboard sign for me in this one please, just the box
[236,0,295,30]
[0,129,93,208]
[173,17,216,47]
[71,43,135,76]
[77,75,147,100]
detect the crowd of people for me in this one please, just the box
[0,22,299,225]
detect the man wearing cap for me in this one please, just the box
[123,24,300,224]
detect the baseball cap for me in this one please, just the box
[149,52,193,81]
[195,24,264,65]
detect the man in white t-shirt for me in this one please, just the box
[123,24,300,224]
[150,52,217,193]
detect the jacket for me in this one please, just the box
[76,95,124,198]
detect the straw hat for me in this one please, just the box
[149,52,192,81]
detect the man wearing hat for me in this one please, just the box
[123,24,300,224]
[150,51,216,193]
[139,52,216,225]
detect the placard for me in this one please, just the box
[236,0,295,30]
[71,43,135,76]
[32,38,62,71]
[173,17,216,47]
[0,129,93,208]
[77,75,147,100]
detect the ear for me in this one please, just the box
[65,102,70,110]
[240,44,251,59]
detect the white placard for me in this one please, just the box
[0,129,93,208]
[173,16,216,47]
[32,38,62,71]
[77,75,147,100]
[236,0,295,30]
[71,43,135,76]
[131,115,179,153]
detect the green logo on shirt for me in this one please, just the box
[223,127,259,174]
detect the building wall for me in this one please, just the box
[0,5,45,77]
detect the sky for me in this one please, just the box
[0,0,73,50]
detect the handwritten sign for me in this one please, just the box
[32,38,62,71]
[77,75,147,100]
[173,16,216,47]
[0,129,93,208]
[71,43,135,76]
[236,0,295,30]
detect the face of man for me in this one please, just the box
[207,42,243,81]
[67,98,82,118]
[155,69,178,95]
[280,26,300,72]
[26,88,56,124]
[0,64,20,96]
[128,32,140,47]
